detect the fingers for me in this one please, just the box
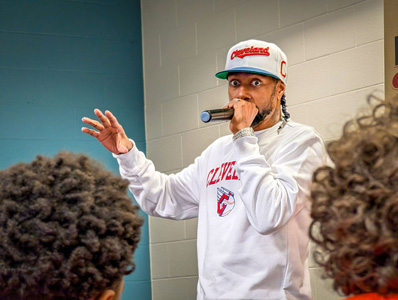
[224,98,241,109]
[81,127,99,138]
[94,108,111,128]
[105,110,121,129]
[228,99,258,132]
[82,117,104,131]
[230,99,257,111]
[82,108,118,131]
[82,108,123,138]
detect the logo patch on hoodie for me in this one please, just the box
[217,187,235,217]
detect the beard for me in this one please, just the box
[251,106,273,127]
[251,83,277,127]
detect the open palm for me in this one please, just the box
[81,109,132,154]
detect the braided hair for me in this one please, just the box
[280,93,290,122]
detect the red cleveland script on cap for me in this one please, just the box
[231,46,270,60]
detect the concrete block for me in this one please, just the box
[280,0,327,28]
[306,85,383,140]
[329,41,383,95]
[150,217,185,243]
[215,0,239,12]
[162,94,199,136]
[354,0,383,46]
[41,70,105,107]
[288,103,310,125]
[161,23,197,66]
[185,218,198,239]
[219,122,231,137]
[287,56,331,105]
[305,7,355,60]
[198,85,229,128]
[143,33,161,71]
[182,127,221,167]
[168,240,198,277]
[121,281,152,300]
[145,64,179,105]
[104,73,143,107]
[186,276,199,299]
[147,135,182,172]
[151,243,170,279]
[0,103,75,140]
[235,0,279,41]
[179,52,218,96]
[176,0,214,27]
[0,33,44,69]
[309,268,344,300]
[260,23,305,66]
[152,278,195,300]
[142,0,177,37]
[327,0,364,11]
[0,69,42,104]
[127,245,151,281]
[216,44,234,86]
[146,103,163,140]
[197,8,235,54]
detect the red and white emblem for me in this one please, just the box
[217,187,235,217]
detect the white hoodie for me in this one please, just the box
[114,120,328,300]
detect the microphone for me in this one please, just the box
[200,108,234,123]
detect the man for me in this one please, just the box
[82,39,328,299]
[0,151,143,300]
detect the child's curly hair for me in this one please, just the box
[0,151,143,300]
[310,94,398,296]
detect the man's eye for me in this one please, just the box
[252,80,261,86]
[229,80,239,86]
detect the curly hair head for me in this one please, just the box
[310,94,398,296]
[0,151,143,300]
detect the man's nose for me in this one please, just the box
[236,86,251,101]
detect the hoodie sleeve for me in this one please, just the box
[113,143,200,220]
[232,128,327,234]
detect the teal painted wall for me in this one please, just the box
[0,0,151,298]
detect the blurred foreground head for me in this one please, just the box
[310,94,398,296]
[0,152,143,300]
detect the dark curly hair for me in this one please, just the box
[309,94,398,296]
[0,151,143,300]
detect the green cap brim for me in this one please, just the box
[215,67,280,81]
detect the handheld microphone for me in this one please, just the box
[200,108,234,123]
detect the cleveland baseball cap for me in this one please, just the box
[216,39,288,86]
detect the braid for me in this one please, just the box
[281,93,290,122]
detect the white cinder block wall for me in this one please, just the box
[140,0,384,299]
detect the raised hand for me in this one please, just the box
[224,99,258,134]
[81,109,133,154]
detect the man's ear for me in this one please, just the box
[277,81,286,98]
[97,289,116,300]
